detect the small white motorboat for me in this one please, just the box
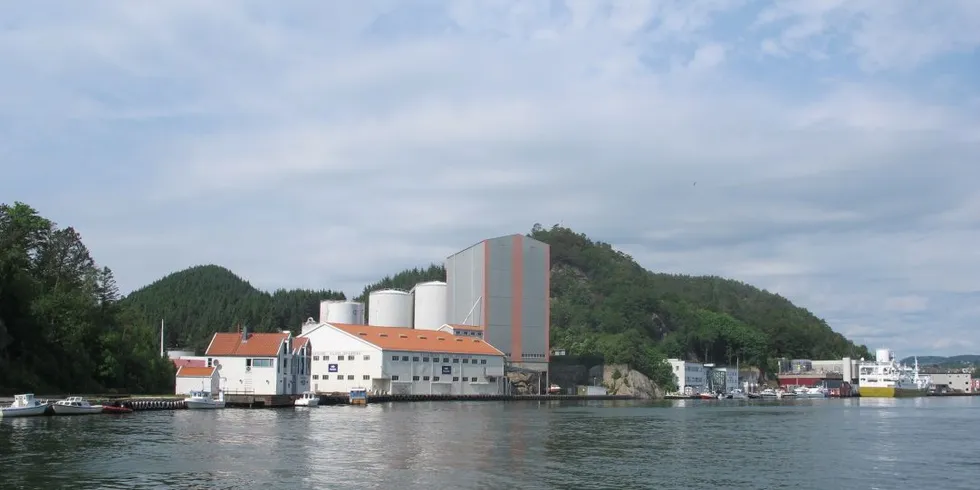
[184,390,226,409]
[801,386,829,398]
[294,391,320,407]
[52,396,103,415]
[0,394,50,418]
[728,389,748,400]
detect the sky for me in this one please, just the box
[1,0,978,356]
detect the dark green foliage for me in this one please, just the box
[121,266,345,353]
[0,202,174,395]
[534,225,870,381]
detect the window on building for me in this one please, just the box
[401,356,409,361]
[462,359,469,364]
[423,357,430,362]
[423,376,430,381]
[207,358,213,367]
[313,356,320,361]
[412,356,420,362]
[480,359,487,364]
[471,377,479,383]
[413,376,420,381]
[363,355,370,360]
[443,358,449,363]
[323,356,329,361]
[336,375,343,380]
[433,376,441,381]
[313,374,319,380]
[453,376,459,381]
[363,375,370,380]
[392,355,399,361]
[348,355,354,360]
[391,375,400,381]
[347,375,354,380]
[452,359,459,363]
[252,359,273,368]
[462,377,469,382]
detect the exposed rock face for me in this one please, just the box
[593,364,664,399]
[505,370,542,395]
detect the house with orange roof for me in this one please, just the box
[299,320,506,396]
[175,366,220,395]
[200,326,313,396]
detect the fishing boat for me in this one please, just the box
[52,397,103,415]
[184,390,226,409]
[0,394,50,418]
[349,387,368,405]
[102,404,133,414]
[294,391,320,407]
[858,348,930,398]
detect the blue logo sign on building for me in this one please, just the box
[441,365,452,375]
[328,364,338,373]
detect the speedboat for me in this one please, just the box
[800,386,828,398]
[729,389,748,400]
[759,388,778,398]
[294,391,319,407]
[52,397,103,415]
[0,394,50,418]
[184,390,225,409]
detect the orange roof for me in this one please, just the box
[205,332,288,357]
[176,366,216,377]
[293,337,310,353]
[173,358,206,368]
[330,323,504,356]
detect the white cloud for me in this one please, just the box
[1,0,978,356]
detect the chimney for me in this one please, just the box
[242,325,249,342]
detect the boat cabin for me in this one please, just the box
[349,387,368,405]
[12,394,43,408]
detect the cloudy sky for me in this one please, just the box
[2,0,978,355]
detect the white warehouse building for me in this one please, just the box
[300,321,506,396]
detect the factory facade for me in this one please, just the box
[300,322,506,395]
[445,234,550,372]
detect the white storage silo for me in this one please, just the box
[368,289,414,328]
[326,300,365,325]
[319,300,339,324]
[412,281,448,331]
[876,348,892,363]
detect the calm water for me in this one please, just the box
[2,397,979,489]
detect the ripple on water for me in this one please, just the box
[2,398,980,489]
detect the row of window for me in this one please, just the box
[391,375,482,383]
[313,355,369,361]
[313,374,371,380]
[391,355,487,364]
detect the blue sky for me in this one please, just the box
[1,0,978,356]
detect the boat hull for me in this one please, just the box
[185,400,225,409]
[860,386,926,398]
[0,405,49,418]
[52,405,103,415]
[294,400,319,407]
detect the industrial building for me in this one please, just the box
[437,323,484,338]
[199,328,313,396]
[174,366,219,395]
[445,233,550,372]
[667,359,707,395]
[776,357,859,388]
[929,372,973,393]
[299,320,506,395]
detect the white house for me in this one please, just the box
[202,327,312,396]
[667,359,707,395]
[436,323,484,339]
[174,366,220,395]
[300,322,506,395]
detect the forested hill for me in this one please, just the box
[0,202,173,394]
[120,265,345,353]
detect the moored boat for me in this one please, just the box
[729,389,748,400]
[184,390,225,409]
[349,387,368,405]
[102,404,133,414]
[858,348,929,398]
[52,397,103,415]
[294,391,320,407]
[0,394,50,418]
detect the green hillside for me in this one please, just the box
[0,202,173,394]
[120,265,345,353]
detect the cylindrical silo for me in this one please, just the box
[412,281,447,331]
[368,289,413,328]
[326,300,365,325]
[876,348,892,363]
[319,300,339,324]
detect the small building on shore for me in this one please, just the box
[201,327,312,396]
[299,321,506,396]
[667,359,707,395]
[175,366,219,395]
[929,372,973,393]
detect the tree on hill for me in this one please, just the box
[0,202,173,394]
[120,265,345,353]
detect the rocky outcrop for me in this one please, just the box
[505,370,542,395]
[592,364,664,399]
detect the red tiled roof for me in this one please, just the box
[205,332,288,357]
[293,337,310,353]
[330,323,504,356]
[176,366,216,377]
[173,358,206,368]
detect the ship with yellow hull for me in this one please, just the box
[857,348,931,398]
